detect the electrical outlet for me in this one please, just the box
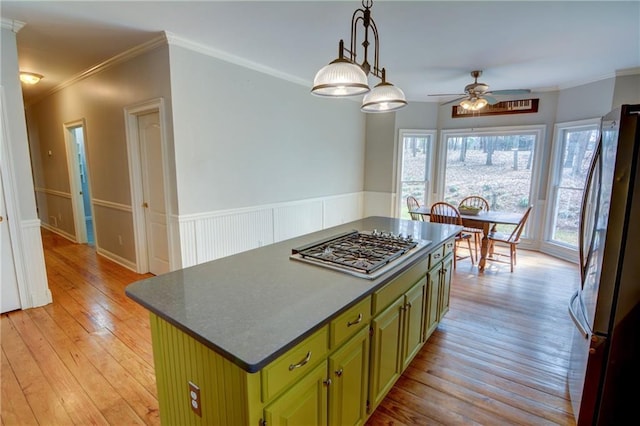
[188,381,202,417]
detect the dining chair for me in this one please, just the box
[429,202,474,268]
[406,196,423,221]
[487,205,533,272]
[458,195,490,260]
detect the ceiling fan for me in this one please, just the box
[429,70,531,111]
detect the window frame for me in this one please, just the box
[437,125,546,245]
[541,118,600,262]
[394,129,436,218]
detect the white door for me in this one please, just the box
[1,172,21,313]
[138,111,169,275]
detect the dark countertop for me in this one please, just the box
[125,216,460,373]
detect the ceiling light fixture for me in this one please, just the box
[19,72,43,85]
[311,0,407,113]
[460,97,488,111]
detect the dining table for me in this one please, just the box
[409,206,525,272]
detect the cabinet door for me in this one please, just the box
[328,327,369,426]
[424,266,441,340]
[368,297,404,411]
[438,254,453,322]
[402,279,426,371]
[264,361,328,426]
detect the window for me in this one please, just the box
[545,119,599,251]
[396,130,435,219]
[439,126,544,236]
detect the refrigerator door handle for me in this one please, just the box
[578,140,602,285]
[568,290,589,339]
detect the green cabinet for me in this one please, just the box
[328,327,370,426]
[264,361,328,426]
[368,296,404,411]
[438,254,453,322]
[424,264,441,340]
[401,278,426,371]
[369,277,425,412]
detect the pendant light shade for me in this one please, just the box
[310,1,407,113]
[361,81,407,113]
[312,58,369,97]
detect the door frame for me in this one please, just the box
[124,98,174,273]
[63,119,91,243]
[0,87,28,309]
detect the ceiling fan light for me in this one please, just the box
[361,81,407,113]
[311,58,370,97]
[474,98,488,110]
[460,99,473,110]
[19,71,43,85]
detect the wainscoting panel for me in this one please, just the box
[273,200,324,243]
[178,193,365,268]
[195,209,274,264]
[322,193,364,229]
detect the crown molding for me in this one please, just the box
[1,18,26,32]
[27,33,168,106]
[164,31,310,89]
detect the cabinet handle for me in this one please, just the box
[405,302,412,309]
[323,378,332,387]
[347,313,363,327]
[335,368,343,377]
[288,351,312,371]
[434,253,441,259]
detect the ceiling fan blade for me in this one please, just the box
[484,95,499,105]
[440,96,466,106]
[428,93,465,97]
[488,89,531,95]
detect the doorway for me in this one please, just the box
[125,99,171,275]
[64,120,94,245]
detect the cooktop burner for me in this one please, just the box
[290,230,431,279]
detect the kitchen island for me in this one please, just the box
[126,216,460,425]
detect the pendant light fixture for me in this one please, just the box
[311,0,407,113]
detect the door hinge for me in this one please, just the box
[366,399,371,413]
[369,326,374,337]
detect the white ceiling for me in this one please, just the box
[3,1,640,106]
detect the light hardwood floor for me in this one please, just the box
[2,229,578,425]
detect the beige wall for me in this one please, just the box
[26,43,173,265]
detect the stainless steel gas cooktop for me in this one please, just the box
[290,230,431,279]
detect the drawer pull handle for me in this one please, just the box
[289,351,312,371]
[347,313,363,327]
[434,253,441,259]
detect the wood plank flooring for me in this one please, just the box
[2,229,578,425]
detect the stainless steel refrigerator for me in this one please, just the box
[568,104,640,425]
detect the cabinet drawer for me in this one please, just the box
[330,296,372,349]
[261,326,329,402]
[443,238,455,257]
[372,258,428,316]
[428,244,445,269]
